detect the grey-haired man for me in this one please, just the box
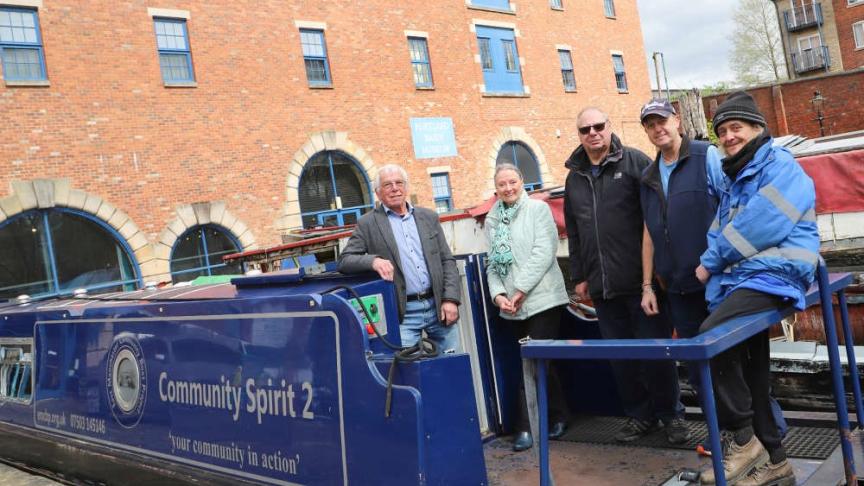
[338,164,462,352]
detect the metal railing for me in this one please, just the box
[792,45,830,73]
[783,2,823,31]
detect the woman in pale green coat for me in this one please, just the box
[486,163,570,452]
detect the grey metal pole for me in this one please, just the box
[661,52,672,100]
[652,52,662,98]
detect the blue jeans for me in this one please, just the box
[400,297,460,353]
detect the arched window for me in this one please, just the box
[298,151,373,229]
[496,141,543,191]
[170,225,243,283]
[0,209,139,300]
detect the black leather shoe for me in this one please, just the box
[512,431,533,452]
[548,421,567,440]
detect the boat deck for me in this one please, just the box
[483,410,859,486]
[484,432,828,486]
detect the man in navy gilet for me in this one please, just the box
[639,98,725,394]
[638,98,788,464]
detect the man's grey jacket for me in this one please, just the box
[337,204,461,320]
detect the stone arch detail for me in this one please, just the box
[0,177,151,282]
[483,127,553,198]
[278,131,377,232]
[153,201,257,283]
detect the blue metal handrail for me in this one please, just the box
[522,263,861,486]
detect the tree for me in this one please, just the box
[729,0,787,85]
[700,81,738,95]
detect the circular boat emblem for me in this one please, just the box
[106,335,147,428]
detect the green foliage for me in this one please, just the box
[729,0,787,85]
[700,82,736,96]
[706,121,720,146]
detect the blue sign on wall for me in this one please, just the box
[409,117,458,159]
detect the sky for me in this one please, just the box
[636,0,741,90]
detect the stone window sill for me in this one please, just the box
[5,79,50,87]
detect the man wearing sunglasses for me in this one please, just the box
[564,107,684,444]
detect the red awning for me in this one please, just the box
[799,149,864,214]
[468,191,567,237]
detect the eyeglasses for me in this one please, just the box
[578,122,607,135]
[381,180,405,191]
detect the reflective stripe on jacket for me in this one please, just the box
[700,140,819,310]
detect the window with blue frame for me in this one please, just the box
[558,49,576,91]
[154,18,194,84]
[475,26,523,94]
[470,0,511,10]
[478,38,493,70]
[612,54,628,92]
[550,0,563,8]
[170,225,243,283]
[496,142,542,191]
[0,8,46,81]
[298,151,373,229]
[300,28,331,86]
[430,173,453,214]
[604,0,616,17]
[408,37,433,88]
[0,209,139,301]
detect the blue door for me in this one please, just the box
[475,26,523,94]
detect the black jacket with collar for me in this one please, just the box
[563,134,652,300]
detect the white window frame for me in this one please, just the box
[854,21,864,49]
[797,33,821,52]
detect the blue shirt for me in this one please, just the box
[384,203,431,295]
[659,145,725,197]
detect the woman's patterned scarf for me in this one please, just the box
[487,198,522,278]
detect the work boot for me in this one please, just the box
[614,417,660,442]
[700,431,769,485]
[664,416,691,444]
[736,459,795,486]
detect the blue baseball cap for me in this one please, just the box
[640,99,676,123]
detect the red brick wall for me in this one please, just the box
[833,0,864,70]
[703,69,864,139]
[1,0,654,249]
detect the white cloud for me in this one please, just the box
[637,0,741,89]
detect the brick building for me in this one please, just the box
[0,0,653,296]
[772,0,844,78]
[771,0,864,79]
[834,0,864,69]
[702,67,864,139]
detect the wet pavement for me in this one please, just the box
[485,437,703,486]
[484,436,823,486]
[0,461,60,486]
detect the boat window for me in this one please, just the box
[0,209,139,301]
[299,150,373,229]
[170,224,243,284]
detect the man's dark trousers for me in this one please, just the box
[594,294,683,422]
[699,289,788,459]
[670,289,788,438]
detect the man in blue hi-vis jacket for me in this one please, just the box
[696,92,819,486]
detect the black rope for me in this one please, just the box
[322,285,439,417]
